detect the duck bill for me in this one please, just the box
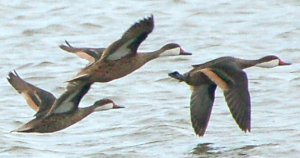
[179,48,192,55]
[113,104,125,109]
[279,60,291,66]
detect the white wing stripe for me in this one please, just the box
[53,89,80,114]
[107,39,134,61]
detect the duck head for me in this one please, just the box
[255,55,291,68]
[159,43,192,56]
[93,99,124,111]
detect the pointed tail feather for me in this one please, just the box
[67,74,90,83]
[64,40,72,47]
[168,71,186,82]
[11,126,32,133]
[59,40,78,53]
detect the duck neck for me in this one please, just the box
[139,48,164,62]
[90,104,102,112]
[237,58,262,69]
[79,106,95,116]
[151,48,166,58]
[70,108,94,124]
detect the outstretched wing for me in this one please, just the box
[42,82,91,118]
[190,84,217,136]
[100,15,154,61]
[59,40,104,63]
[222,70,251,132]
[7,71,56,115]
[200,64,251,132]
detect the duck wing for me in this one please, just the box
[59,40,103,63]
[200,64,251,132]
[99,15,154,61]
[7,71,56,114]
[42,82,91,118]
[190,84,217,136]
[222,69,251,132]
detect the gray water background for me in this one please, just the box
[0,0,299,157]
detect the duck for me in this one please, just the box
[45,15,191,117]
[59,40,105,63]
[7,71,124,133]
[168,55,291,136]
[66,15,191,84]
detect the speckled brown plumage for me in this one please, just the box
[66,15,190,84]
[13,98,120,133]
[46,16,191,117]
[7,71,122,133]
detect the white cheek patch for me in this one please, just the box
[255,59,279,68]
[95,103,114,111]
[159,47,180,57]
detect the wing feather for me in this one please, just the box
[7,71,56,115]
[100,15,154,61]
[43,82,91,117]
[205,64,251,132]
[190,84,217,136]
[59,40,103,62]
[223,71,251,132]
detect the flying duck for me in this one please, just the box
[168,55,291,136]
[8,71,123,133]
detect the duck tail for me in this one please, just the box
[59,40,77,53]
[168,71,186,82]
[66,74,91,90]
[11,123,34,133]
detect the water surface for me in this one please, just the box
[0,0,299,157]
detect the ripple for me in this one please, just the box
[1,0,299,157]
[80,22,103,29]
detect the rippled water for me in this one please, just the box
[0,0,299,157]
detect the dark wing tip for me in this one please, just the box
[228,102,251,133]
[122,15,155,39]
[244,128,251,133]
[137,14,154,28]
[240,124,251,133]
[142,14,154,30]
[7,70,23,89]
[241,120,251,133]
[145,14,154,25]
[7,70,14,80]
[191,118,206,137]
[7,69,17,77]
